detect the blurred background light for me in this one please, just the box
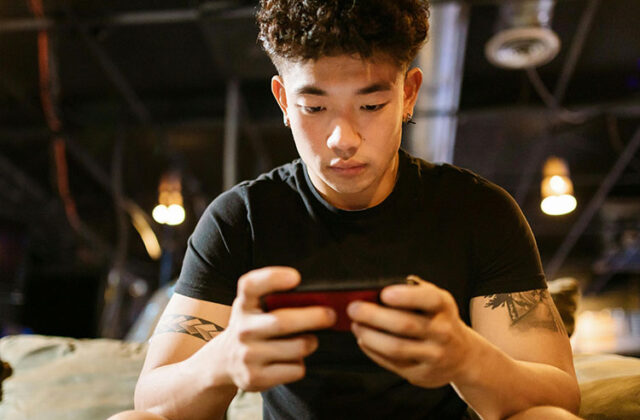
[129,205,162,260]
[165,204,186,226]
[152,171,185,226]
[541,156,577,216]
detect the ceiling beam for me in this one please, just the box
[67,9,152,125]
[0,6,255,33]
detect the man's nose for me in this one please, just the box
[326,119,362,160]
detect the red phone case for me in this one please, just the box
[262,278,409,331]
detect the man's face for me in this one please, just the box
[271,54,422,210]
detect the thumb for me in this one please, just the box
[236,266,300,310]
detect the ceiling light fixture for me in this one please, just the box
[485,0,560,69]
[541,156,577,216]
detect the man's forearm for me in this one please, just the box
[134,349,238,420]
[451,329,580,420]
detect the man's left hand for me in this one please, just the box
[347,277,477,388]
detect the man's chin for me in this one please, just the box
[311,171,375,200]
[325,183,371,198]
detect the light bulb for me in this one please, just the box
[165,204,185,226]
[541,194,577,216]
[549,175,568,194]
[152,204,168,224]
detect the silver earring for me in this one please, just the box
[404,113,415,125]
[284,116,290,127]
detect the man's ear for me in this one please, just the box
[271,75,289,119]
[403,67,423,116]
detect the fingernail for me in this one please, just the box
[308,337,318,352]
[287,269,301,283]
[381,287,399,301]
[347,302,360,316]
[326,308,337,323]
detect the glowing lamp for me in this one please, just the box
[540,156,577,216]
[152,171,186,226]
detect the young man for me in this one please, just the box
[113,1,581,419]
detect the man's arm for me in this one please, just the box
[347,281,580,420]
[135,267,336,420]
[134,293,236,420]
[456,288,580,418]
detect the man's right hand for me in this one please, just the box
[210,266,336,392]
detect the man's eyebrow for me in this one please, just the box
[356,82,392,95]
[295,85,326,96]
[294,82,392,96]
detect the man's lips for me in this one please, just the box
[328,161,367,175]
[329,159,366,168]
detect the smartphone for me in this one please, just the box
[261,277,412,331]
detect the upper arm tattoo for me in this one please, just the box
[154,314,225,342]
[483,289,566,334]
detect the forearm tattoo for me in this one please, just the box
[154,314,225,342]
[483,289,566,334]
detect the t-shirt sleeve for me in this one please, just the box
[469,179,547,297]
[174,188,251,305]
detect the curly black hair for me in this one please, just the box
[257,0,430,71]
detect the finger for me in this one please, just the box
[352,322,438,362]
[240,362,307,392]
[237,266,300,310]
[262,362,307,384]
[358,342,413,374]
[268,334,319,361]
[246,335,319,364]
[245,306,336,339]
[347,301,431,339]
[358,345,448,389]
[380,281,453,314]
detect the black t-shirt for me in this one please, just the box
[175,149,546,420]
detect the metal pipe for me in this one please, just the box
[223,78,241,190]
[407,1,469,164]
[553,0,600,105]
[0,152,48,203]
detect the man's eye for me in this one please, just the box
[300,106,324,114]
[361,103,387,112]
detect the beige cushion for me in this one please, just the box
[0,334,261,420]
[574,353,640,419]
[579,376,640,419]
[0,335,147,420]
